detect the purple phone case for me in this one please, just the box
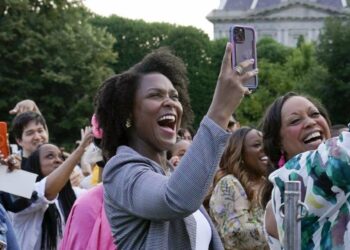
[229,25,258,90]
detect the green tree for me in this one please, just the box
[91,15,216,128]
[84,15,334,130]
[235,38,327,127]
[257,37,292,64]
[91,15,174,73]
[163,27,215,127]
[234,38,295,126]
[0,0,116,146]
[316,17,350,124]
[2,4,334,143]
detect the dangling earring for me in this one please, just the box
[240,159,245,166]
[278,151,286,168]
[125,118,132,128]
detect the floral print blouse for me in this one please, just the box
[209,175,268,250]
[269,132,350,250]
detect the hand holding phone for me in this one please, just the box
[229,25,258,90]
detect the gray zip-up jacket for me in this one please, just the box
[103,116,229,250]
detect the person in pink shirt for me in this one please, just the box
[59,184,115,250]
[59,115,115,250]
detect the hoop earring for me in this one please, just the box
[240,159,245,166]
[125,118,132,128]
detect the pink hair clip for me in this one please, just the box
[91,114,103,139]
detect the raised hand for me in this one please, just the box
[77,126,94,151]
[207,42,258,130]
[9,99,41,115]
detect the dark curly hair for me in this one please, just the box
[94,47,194,159]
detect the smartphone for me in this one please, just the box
[229,25,258,90]
[0,121,10,158]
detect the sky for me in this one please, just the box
[83,0,220,39]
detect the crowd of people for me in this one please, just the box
[0,42,350,250]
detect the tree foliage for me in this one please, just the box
[316,17,350,124]
[0,0,116,145]
[257,37,292,64]
[2,5,347,147]
[235,37,329,127]
[91,15,216,128]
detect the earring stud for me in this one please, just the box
[125,118,132,128]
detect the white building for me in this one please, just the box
[207,0,350,47]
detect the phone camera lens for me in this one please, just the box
[234,27,245,43]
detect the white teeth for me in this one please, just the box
[158,115,175,122]
[304,132,321,142]
[260,156,268,161]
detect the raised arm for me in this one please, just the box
[103,44,258,220]
[45,127,93,200]
[207,43,256,130]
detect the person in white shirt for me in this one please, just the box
[12,127,93,250]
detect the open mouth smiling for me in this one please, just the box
[157,114,176,131]
[260,156,269,165]
[303,131,323,144]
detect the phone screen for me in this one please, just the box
[229,26,258,90]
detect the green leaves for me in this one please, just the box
[0,0,115,146]
[315,17,350,124]
[2,5,348,148]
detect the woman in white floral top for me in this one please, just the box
[209,127,271,250]
[260,92,334,249]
